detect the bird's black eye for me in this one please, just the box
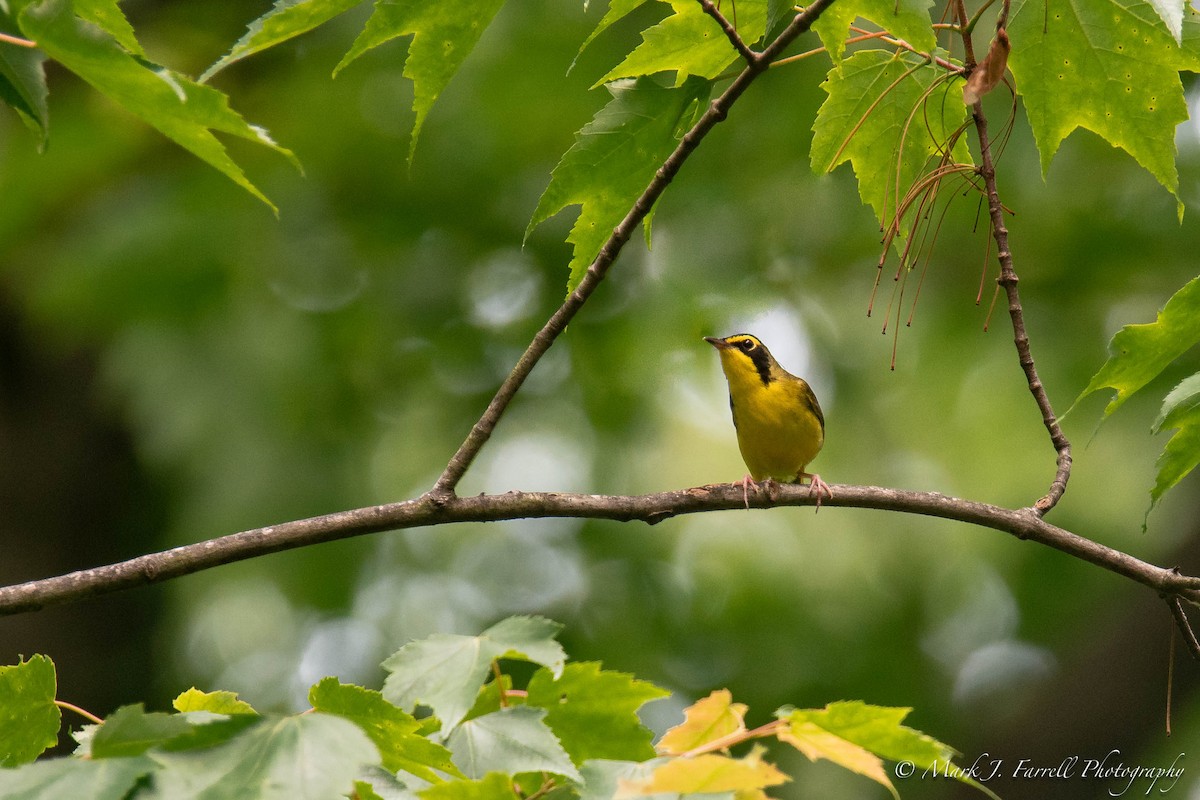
[738,339,755,351]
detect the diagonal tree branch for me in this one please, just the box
[3,483,1199,616]
[696,0,758,63]
[973,102,1072,513]
[431,0,836,498]
[1168,595,1200,661]
[958,6,1072,515]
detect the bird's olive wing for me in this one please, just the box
[794,380,824,431]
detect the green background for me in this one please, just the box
[2,1,1200,797]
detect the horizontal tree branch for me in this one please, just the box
[2,483,1198,616]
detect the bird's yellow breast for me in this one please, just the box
[717,349,824,482]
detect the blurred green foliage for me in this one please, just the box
[2,1,1200,797]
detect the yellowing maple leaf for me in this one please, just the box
[657,689,747,755]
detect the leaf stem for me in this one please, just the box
[848,25,964,73]
[0,32,37,48]
[492,659,508,708]
[678,720,786,757]
[55,699,103,724]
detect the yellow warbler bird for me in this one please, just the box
[705,334,832,509]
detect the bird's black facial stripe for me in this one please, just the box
[747,346,772,386]
[727,336,772,387]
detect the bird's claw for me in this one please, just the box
[802,472,833,512]
[739,476,784,509]
[740,474,829,511]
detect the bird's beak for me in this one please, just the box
[704,336,728,350]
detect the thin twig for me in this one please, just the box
[2,482,1199,616]
[1167,615,1176,735]
[848,25,965,73]
[768,30,888,71]
[0,32,37,48]
[678,720,785,757]
[696,0,758,63]
[964,0,1001,34]
[1168,596,1200,661]
[429,0,837,498]
[959,7,1071,514]
[522,775,558,800]
[995,0,1011,31]
[954,0,977,65]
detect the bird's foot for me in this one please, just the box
[800,472,833,512]
[738,476,782,509]
[740,474,754,509]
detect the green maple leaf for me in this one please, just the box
[527,74,711,291]
[1150,373,1200,519]
[0,655,59,767]
[202,0,363,83]
[446,706,581,782]
[811,49,970,235]
[334,0,507,162]
[1007,0,1200,219]
[0,758,151,799]
[310,677,463,782]
[71,0,142,56]
[90,705,195,759]
[172,688,257,716]
[1071,275,1200,417]
[419,772,520,800]
[766,0,796,37]
[1072,276,1200,526]
[782,702,954,766]
[596,0,767,87]
[576,0,650,67]
[18,0,297,212]
[146,713,379,799]
[525,662,668,764]
[778,702,997,800]
[0,7,49,144]
[382,615,566,735]
[90,704,260,758]
[813,0,936,62]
